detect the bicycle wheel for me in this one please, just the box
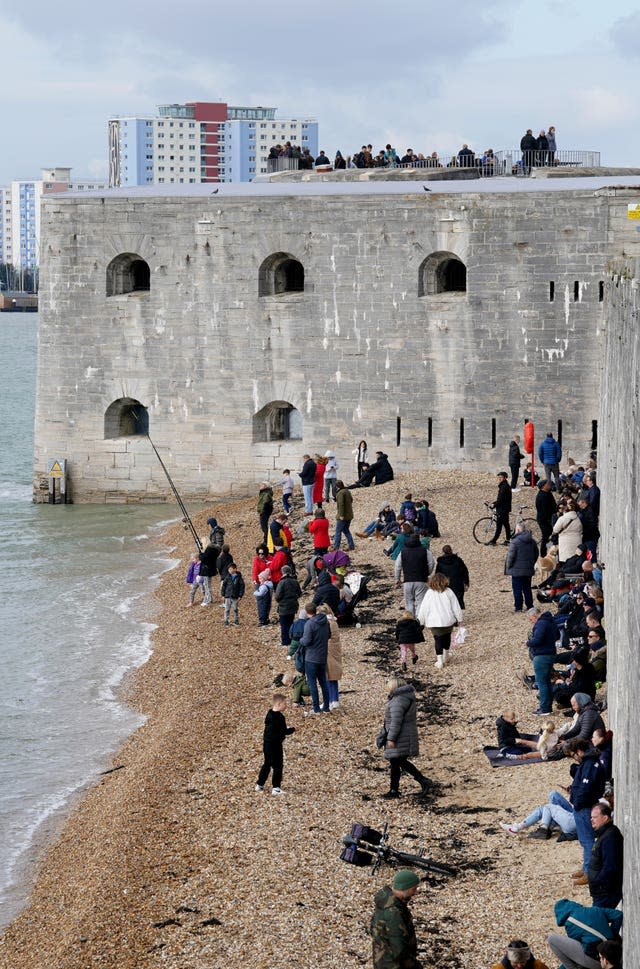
[522,518,541,543]
[472,517,495,545]
[391,849,457,877]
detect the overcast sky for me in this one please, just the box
[1,0,638,184]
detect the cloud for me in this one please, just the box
[5,1,513,76]
[569,87,637,129]
[610,11,640,58]
[1,4,640,183]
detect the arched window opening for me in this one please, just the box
[418,251,467,296]
[259,252,305,296]
[104,397,149,439]
[106,253,151,297]
[253,401,302,442]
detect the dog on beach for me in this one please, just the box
[535,546,558,582]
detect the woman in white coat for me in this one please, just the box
[552,498,583,563]
[417,573,462,669]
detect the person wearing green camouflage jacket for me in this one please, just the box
[370,870,422,969]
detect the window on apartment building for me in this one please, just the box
[259,253,305,297]
[418,251,467,296]
[104,398,149,439]
[106,253,151,297]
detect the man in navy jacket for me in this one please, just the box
[566,739,606,875]
[300,602,331,714]
[588,802,623,907]
[526,607,557,714]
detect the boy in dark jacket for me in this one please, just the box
[221,562,245,626]
[495,710,539,756]
[255,694,295,795]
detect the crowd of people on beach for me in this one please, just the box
[483,433,622,969]
[184,429,621,968]
[268,125,559,178]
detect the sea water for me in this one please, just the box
[0,315,178,928]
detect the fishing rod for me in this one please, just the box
[146,434,203,552]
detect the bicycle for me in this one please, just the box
[472,502,541,545]
[339,821,457,877]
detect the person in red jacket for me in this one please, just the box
[308,509,330,555]
[269,542,289,587]
[312,454,326,508]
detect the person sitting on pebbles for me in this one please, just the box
[496,711,559,761]
[490,939,550,969]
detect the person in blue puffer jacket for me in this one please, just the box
[538,433,562,490]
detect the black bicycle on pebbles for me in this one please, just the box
[340,822,457,877]
[472,501,541,545]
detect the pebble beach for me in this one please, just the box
[0,469,601,969]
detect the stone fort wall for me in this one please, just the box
[600,255,640,963]
[33,180,639,502]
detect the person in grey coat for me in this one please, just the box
[505,523,539,612]
[380,677,429,799]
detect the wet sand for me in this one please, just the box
[0,471,598,969]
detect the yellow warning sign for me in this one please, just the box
[628,204,640,220]
[48,460,64,478]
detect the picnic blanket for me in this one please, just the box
[483,746,543,768]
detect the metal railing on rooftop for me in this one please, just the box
[266,149,601,178]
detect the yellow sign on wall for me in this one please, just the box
[48,459,65,478]
[628,204,640,220]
